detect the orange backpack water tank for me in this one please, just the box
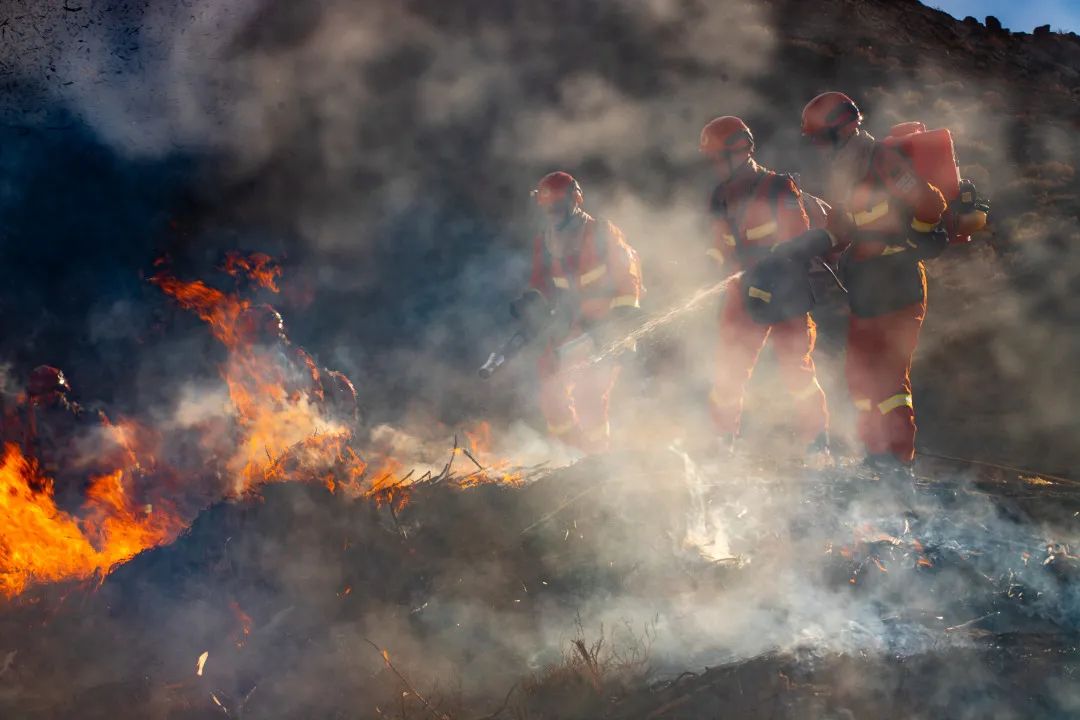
[883,122,974,243]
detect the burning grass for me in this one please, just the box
[1,255,523,601]
[3,454,1080,719]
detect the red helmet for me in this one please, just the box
[801,92,862,146]
[533,171,583,209]
[28,365,70,397]
[322,369,359,424]
[236,304,286,345]
[699,116,755,158]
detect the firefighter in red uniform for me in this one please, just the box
[799,92,948,478]
[517,171,643,454]
[2,366,95,504]
[700,116,830,459]
[235,304,361,426]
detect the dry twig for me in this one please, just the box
[365,639,451,720]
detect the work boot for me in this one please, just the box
[804,432,833,470]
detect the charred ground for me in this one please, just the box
[3,454,1080,718]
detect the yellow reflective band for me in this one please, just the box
[793,377,823,401]
[881,245,908,256]
[745,221,778,241]
[579,264,608,286]
[584,421,610,442]
[706,248,725,264]
[878,393,913,415]
[547,419,576,436]
[853,201,890,226]
[748,286,772,303]
[552,276,570,289]
[910,218,936,232]
[722,233,737,247]
[854,398,872,412]
[610,294,639,309]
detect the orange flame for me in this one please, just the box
[222,251,282,292]
[229,599,253,647]
[0,255,522,599]
[0,444,178,598]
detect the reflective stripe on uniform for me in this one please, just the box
[854,398,872,412]
[792,377,823,401]
[706,248,725,264]
[878,393,913,415]
[552,276,570,289]
[881,245,907,256]
[547,419,576,436]
[610,294,639,309]
[579,264,608,286]
[583,421,610,443]
[748,286,772,303]
[910,218,936,232]
[853,201,890,226]
[709,386,738,408]
[745,220,777,241]
[722,233,737,247]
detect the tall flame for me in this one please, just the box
[0,254,521,599]
[0,444,180,598]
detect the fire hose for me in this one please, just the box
[916,448,1078,486]
[478,272,747,379]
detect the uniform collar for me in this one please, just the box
[546,209,591,258]
[717,159,767,202]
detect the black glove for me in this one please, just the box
[907,225,948,260]
[772,228,834,261]
[959,178,991,215]
[509,289,554,338]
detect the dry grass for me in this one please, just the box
[1021,161,1075,181]
[509,619,656,720]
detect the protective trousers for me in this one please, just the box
[709,288,828,443]
[845,300,926,464]
[538,335,620,454]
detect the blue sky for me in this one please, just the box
[930,0,1080,32]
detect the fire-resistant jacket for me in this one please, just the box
[830,142,947,317]
[529,211,642,332]
[709,163,817,324]
[708,163,811,271]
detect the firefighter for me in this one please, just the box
[235,304,322,401]
[700,116,830,460]
[799,92,948,478]
[517,171,643,454]
[234,304,361,427]
[4,366,93,503]
[322,369,361,428]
